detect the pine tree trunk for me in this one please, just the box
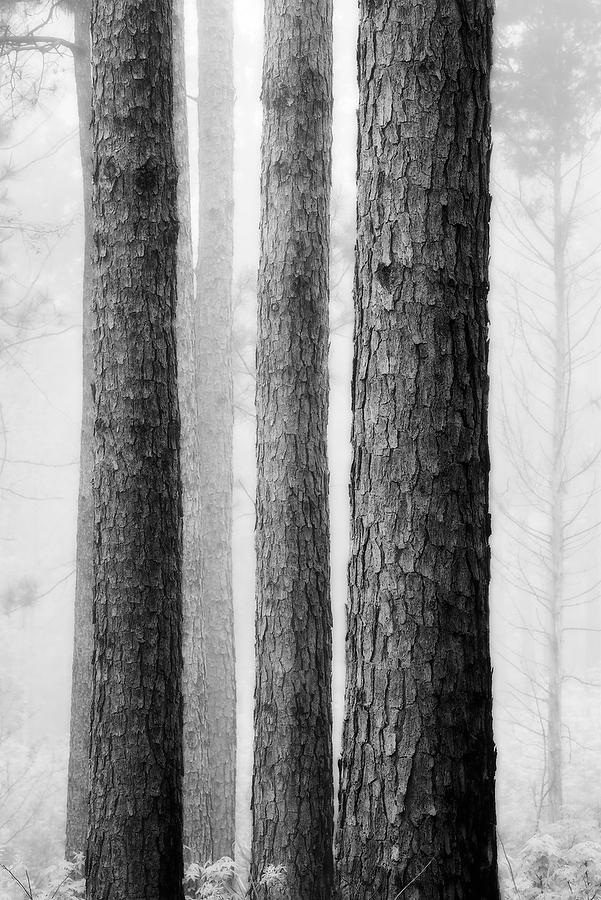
[251,1,334,897]
[547,152,565,822]
[336,2,500,898]
[196,0,236,861]
[65,0,93,859]
[85,0,185,895]
[173,0,213,863]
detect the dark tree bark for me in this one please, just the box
[335,2,500,899]
[173,0,213,863]
[65,0,93,860]
[85,0,185,895]
[251,1,334,898]
[196,0,236,861]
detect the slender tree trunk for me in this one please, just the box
[196,0,236,861]
[65,0,93,859]
[336,2,500,898]
[585,484,601,671]
[251,2,334,897]
[547,151,566,822]
[85,0,185,895]
[173,0,213,863]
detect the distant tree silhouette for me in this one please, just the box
[494,0,601,823]
[194,0,237,861]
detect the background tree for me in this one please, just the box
[335,1,500,898]
[1,0,221,859]
[0,5,87,861]
[85,0,185,893]
[250,0,334,896]
[493,0,601,825]
[196,0,236,861]
[65,0,93,858]
[0,0,96,856]
[174,0,213,864]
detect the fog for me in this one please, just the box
[1,0,601,894]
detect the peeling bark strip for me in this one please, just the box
[251,0,334,897]
[197,0,236,860]
[65,0,93,860]
[336,2,500,899]
[86,0,185,896]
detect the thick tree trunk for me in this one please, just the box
[173,0,213,863]
[251,2,334,898]
[65,0,93,860]
[85,0,185,896]
[336,3,500,899]
[196,0,236,861]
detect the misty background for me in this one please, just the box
[1,0,601,886]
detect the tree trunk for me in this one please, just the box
[336,2,500,898]
[85,0,185,895]
[173,0,213,864]
[65,0,93,860]
[251,2,334,898]
[585,486,601,671]
[547,151,566,822]
[196,0,236,861]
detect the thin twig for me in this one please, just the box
[393,858,435,899]
[498,833,522,899]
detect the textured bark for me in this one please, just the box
[251,2,334,898]
[174,0,213,863]
[196,0,236,861]
[86,0,184,896]
[336,3,500,899]
[65,0,93,859]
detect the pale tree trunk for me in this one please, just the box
[336,2,500,898]
[85,0,185,894]
[65,0,93,859]
[547,150,566,822]
[251,1,334,897]
[173,0,213,863]
[196,0,236,861]
[585,483,601,670]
